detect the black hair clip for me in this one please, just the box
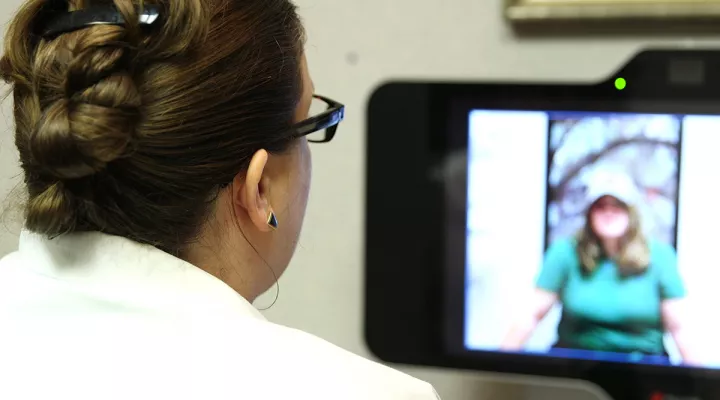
[40,4,161,38]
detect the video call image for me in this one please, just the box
[463,110,720,368]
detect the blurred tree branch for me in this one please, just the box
[548,120,579,166]
[552,137,677,200]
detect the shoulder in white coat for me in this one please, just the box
[206,317,441,400]
[0,232,441,400]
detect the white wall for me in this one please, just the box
[1,1,718,399]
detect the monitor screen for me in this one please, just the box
[462,110,720,369]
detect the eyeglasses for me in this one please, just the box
[294,94,345,143]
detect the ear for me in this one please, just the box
[232,149,275,233]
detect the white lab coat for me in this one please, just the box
[0,231,440,400]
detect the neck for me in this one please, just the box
[602,239,620,257]
[184,192,281,303]
[183,222,266,302]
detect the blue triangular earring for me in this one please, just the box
[266,208,279,230]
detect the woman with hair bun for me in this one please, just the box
[0,1,440,399]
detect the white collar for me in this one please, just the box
[17,230,267,321]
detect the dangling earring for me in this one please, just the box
[266,208,279,230]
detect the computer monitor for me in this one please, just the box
[364,49,720,400]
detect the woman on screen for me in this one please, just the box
[500,172,697,364]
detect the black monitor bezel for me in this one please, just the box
[364,49,720,400]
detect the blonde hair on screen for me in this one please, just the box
[576,205,650,276]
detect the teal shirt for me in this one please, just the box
[536,238,685,355]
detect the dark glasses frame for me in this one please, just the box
[294,94,345,143]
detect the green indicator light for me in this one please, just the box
[614,77,627,90]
